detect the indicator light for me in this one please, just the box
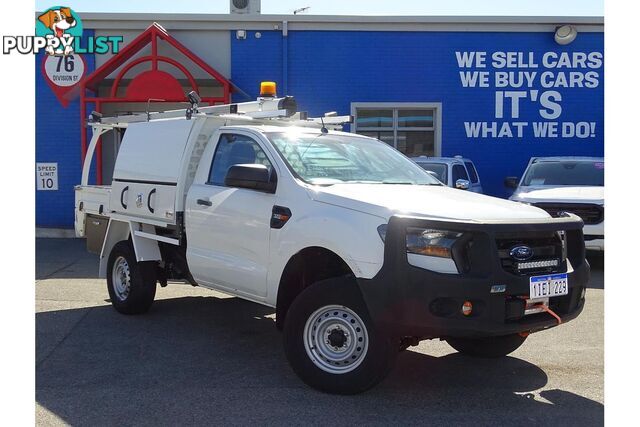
[461,301,473,316]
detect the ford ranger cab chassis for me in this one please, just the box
[75,91,589,394]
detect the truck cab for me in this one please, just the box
[75,90,589,394]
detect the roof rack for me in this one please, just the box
[88,93,352,130]
[81,91,353,185]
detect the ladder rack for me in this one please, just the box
[89,95,352,130]
[81,94,353,186]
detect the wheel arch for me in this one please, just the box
[275,246,356,330]
[98,219,162,278]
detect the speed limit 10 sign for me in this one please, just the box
[37,162,58,191]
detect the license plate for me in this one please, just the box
[529,273,568,299]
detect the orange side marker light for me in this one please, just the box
[461,301,473,316]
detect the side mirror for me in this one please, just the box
[455,179,470,190]
[224,164,276,193]
[504,176,519,189]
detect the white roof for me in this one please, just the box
[229,125,367,139]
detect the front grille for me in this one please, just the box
[533,203,603,225]
[496,231,565,275]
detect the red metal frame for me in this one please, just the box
[80,23,232,185]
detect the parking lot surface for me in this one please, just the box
[36,238,604,426]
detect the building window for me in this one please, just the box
[351,103,441,156]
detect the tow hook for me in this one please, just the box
[519,296,563,325]
[529,300,562,325]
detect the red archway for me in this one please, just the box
[81,22,231,184]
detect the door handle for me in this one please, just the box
[197,198,212,207]
[147,188,156,213]
[120,186,129,209]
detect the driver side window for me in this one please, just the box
[452,164,469,182]
[208,134,273,186]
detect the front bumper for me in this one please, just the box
[585,238,604,251]
[356,214,590,339]
[584,222,604,251]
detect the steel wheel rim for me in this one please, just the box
[303,304,369,374]
[112,256,131,301]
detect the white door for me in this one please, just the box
[186,132,277,299]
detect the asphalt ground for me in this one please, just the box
[36,238,604,426]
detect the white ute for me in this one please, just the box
[76,86,590,394]
[506,157,604,251]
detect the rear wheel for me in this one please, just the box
[445,333,527,358]
[283,277,397,394]
[107,241,157,315]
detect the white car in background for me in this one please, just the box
[506,156,604,251]
[412,156,483,193]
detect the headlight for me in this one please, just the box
[406,228,463,258]
[377,224,468,274]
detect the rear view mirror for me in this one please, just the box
[224,164,276,193]
[504,176,519,189]
[455,179,470,190]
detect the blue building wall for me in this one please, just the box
[232,30,604,198]
[36,30,96,228]
[35,28,604,228]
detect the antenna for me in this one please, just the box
[320,116,328,134]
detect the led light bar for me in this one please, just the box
[517,259,559,270]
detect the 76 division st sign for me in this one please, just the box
[37,162,58,190]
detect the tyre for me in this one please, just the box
[106,241,157,315]
[283,276,397,394]
[445,333,527,358]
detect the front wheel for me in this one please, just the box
[445,333,527,358]
[283,277,397,394]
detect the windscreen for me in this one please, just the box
[417,163,448,184]
[266,132,441,186]
[522,160,604,186]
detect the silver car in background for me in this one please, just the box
[411,155,483,193]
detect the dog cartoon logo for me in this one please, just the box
[36,6,83,55]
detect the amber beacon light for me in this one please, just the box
[260,81,277,97]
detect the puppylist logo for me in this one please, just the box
[37,6,80,55]
[3,6,122,56]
